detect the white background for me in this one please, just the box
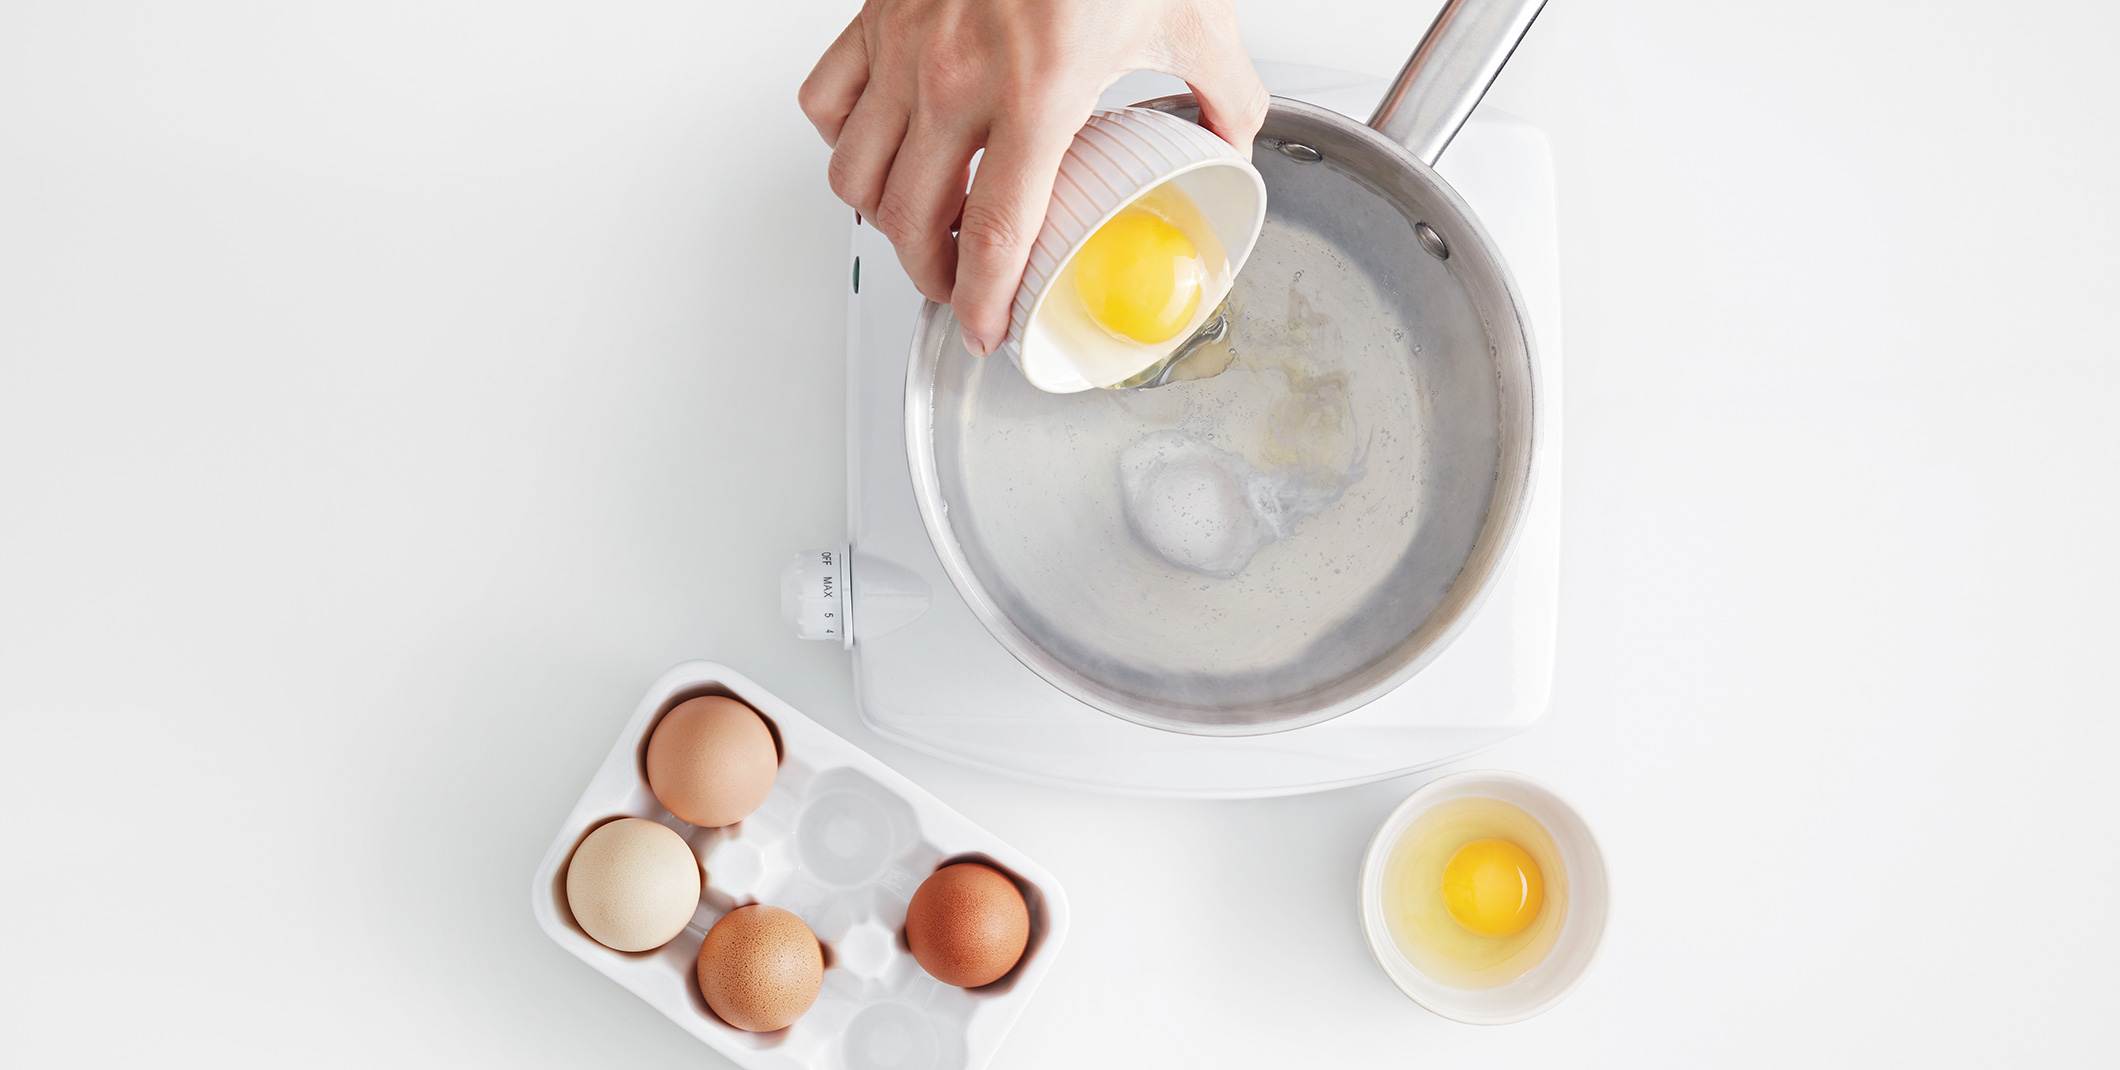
[3,1,2116,1065]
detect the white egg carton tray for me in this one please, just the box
[531,661,1069,1070]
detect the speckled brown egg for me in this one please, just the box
[905,862,1030,987]
[695,904,824,1032]
[645,696,778,828]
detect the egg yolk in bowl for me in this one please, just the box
[1383,798,1567,988]
[1442,839,1545,938]
[1019,181,1234,391]
[1069,208,1205,345]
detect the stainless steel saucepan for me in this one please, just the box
[905,0,1548,735]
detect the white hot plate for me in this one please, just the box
[785,63,1563,798]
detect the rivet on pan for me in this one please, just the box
[1416,221,1449,261]
[1277,142,1323,163]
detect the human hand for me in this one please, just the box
[798,0,1267,356]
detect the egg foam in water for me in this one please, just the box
[1381,797,1567,988]
[1026,181,1233,388]
[1117,429,1358,579]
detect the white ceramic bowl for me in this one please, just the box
[998,106,1267,393]
[1358,770,1610,1024]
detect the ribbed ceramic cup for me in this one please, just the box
[997,107,1267,393]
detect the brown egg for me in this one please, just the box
[645,696,778,827]
[695,904,824,1032]
[905,862,1030,987]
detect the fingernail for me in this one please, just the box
[962,332,989,357]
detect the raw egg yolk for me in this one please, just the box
[1441,839,1544,937]
[1070,209,1203,345]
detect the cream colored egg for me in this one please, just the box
[564,817,701,952]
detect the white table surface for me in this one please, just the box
[3,1,2116,1065]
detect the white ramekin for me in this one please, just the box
[1358,770,1611,1024]
[996,107,1267,393]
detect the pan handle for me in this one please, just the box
[1368,0,1547,166]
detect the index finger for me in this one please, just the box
[949,115,1081,357]
[797,16,869,147]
